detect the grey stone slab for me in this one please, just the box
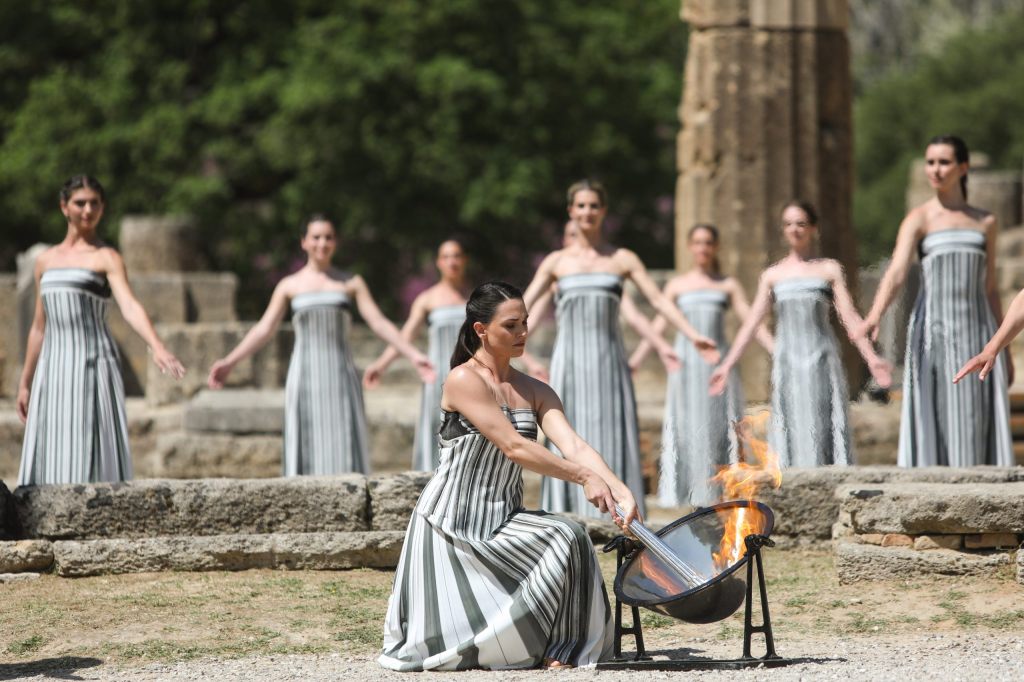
[144,431,283,479]
[184,389,285,434]
[839,482,1024,534]
[0,539,52,572]
[755,467,1024,543]
[0,572,40,583]
[13,477,369,540]
[367,472,432,531]
[52,531,405,577]
[836,539,1011,583]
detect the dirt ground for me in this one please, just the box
[0,549,1021,680]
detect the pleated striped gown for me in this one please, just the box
[769,278,850,467]
[284,290,368,475]
[18,268,132,486]
[412,304,464,471]
[659,290,743,507]
[899,229,1013,466]
[541,273,646,519]
[380,407,612,671]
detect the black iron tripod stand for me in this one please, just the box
[598,533,792,671]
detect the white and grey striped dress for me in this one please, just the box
[659,289,742,507]
[899,229,1013,467]
[18,268,132,486]
[412,304,464,471]
[541,273,646,520]
[284,290,368,475]
[380,407,612,671]
[769,277,850,467]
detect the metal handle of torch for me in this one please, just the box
[614,505,709,589]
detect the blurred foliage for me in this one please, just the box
[852,2,1024,263]
[0,1,685,316]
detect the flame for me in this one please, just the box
[710,412,782,570]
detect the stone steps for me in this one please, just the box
[834,481,1024,583]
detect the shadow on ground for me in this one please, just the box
[0,656,103,680]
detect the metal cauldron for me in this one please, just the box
[614,501,774,624]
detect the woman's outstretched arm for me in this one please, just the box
[858,209,925,340]
[363,293,430,388]
[442,367,632,527]
[208,279,291,388]
[105,248,185,379]
[349,275,435,383]
[955,287,1024,383]
[709,272,773,396]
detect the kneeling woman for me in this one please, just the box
[380,282,639,671]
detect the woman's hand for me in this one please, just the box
[581,472,617,516]
[611,490,640,531]
[709,364,730,396]
[16,385,30,424]
[362,360,386,389]
[855,316,880,343]
[954,349,998,383]
[657,346,682,373]
[692,335,720,365]
[152,346,186,380]
[413,355,436,384]
[868,355,893,389]
[207,358,234,389]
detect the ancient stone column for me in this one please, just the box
[676,0,856,401]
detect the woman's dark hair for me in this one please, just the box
[927,134,970,199]
[450,281,523,368]
[566,179,608,208]
[688,223,721,274]
[60,175,105,204]
[301,213,334,238]
[781,200,819,226]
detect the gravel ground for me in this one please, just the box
[6,632,1022,681]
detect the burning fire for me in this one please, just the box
[710,412,782,570]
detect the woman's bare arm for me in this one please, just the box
[105,249,185,378]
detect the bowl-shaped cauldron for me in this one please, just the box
[614,500,774,624]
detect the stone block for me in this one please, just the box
[914,535,963,551]
[756,467,1024,544]
[145,323,294,406]
[367,472,433,531]
[184,389,285,434]
[858,534,884,545]
[52,530,405,577]
[0,572,40,583]
[142,431,282,479]
[13,477,369,539]
[750,0,848,30]
[0,539,53,572]
[119,215,206,273]
[963,533,1021,550]
[881,533,914,548]
[836,539,1011,584]
[840,482,1024,535]
[971,170,1022,232]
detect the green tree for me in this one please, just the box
[853,8,1024,263]
[0,1,685,315]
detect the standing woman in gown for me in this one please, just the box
[207,215,434,475]
[18,175,186,486]
[521,180,718,518]
[859,135,1013,467]
[630,224,773,506]
[363,239,468,471]
[710,201,892,467]
[380,282,638,671]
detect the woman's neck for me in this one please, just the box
[936,185,968,210]
[304,257,331,274]
[62,225,97,248]
[471,349,512,383]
